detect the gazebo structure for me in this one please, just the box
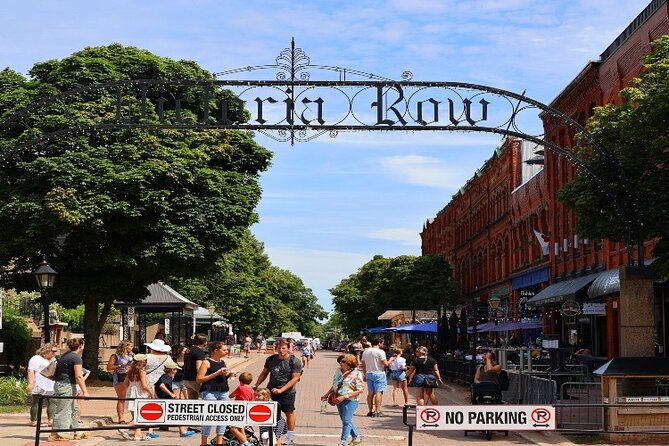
[115,282,199,350]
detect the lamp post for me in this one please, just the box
[207,305,216,341]
[33,260,58,344]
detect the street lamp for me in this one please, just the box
[207,305,216,341]
[33,260,58,344]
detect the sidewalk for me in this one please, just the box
[0,353,260,446]
[1,350,578,446]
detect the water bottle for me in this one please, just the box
[320,399,328,413]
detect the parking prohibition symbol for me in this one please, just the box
[419,408,441,424]
[531,408,551,425]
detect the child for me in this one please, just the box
[155,361,195,437]
[255,387,286,446]
[301,343,311,368]
[229,372,254,446]
[121,354,155,441]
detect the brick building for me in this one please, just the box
[421,0,669,358]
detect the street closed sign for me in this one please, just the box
[416,405,555,431]
[134,399,278,426]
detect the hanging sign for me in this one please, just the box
[164,318,170,335]
[560,300,581,316]
[582,303,606,315]
[134,399,278,426]
[127,306,135,327]
[415,405,555,430]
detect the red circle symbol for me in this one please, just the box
[248,404,272,422]
[139,402,164,421]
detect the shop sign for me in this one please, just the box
[560,300,581,316]
[582,303,606,315]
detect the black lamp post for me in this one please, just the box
[33,260,58,344]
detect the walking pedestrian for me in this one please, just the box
[122,354,156,441]
[197,342,233,446]
[106,340,134,423]
[27,343,57,427]
[49,338,89,442]
[321,354,364,446]
[253,340,302,446]
[388,347,409,406]
[406,346,442,405]
[183,333,208,399]
[301,343,311,369]
[360,338,389,417]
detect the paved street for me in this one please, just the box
[1,350,574,446]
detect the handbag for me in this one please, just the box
[328,370,354,406]
[40,360,57,380]
[423,375,439,388]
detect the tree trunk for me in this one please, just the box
[82,297,112,380]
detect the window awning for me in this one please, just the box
[526,272,601,307]
[588,268,620,299]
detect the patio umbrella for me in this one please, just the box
[448,312,459,350]
[437,311,450,350]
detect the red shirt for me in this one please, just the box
[230,384,254,401]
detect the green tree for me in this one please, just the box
[559,35,669,277]
[330,254,460,335]
[0,45,272,375]
[0,308,33,370]
[170,231,326,337]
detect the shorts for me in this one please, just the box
[366,372,387,393]
[413,373,435,388]
[113,372,127,386]
[389,370,406,381]
[172,381,186,390]
[271,390,296,413]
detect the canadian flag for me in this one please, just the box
[533,229,550,256]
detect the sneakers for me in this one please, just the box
[350,438,362,445]
[146,433,160,438]
[366,411,374,417]
[375,412,384,417]
[73,432,90,440]
[47,434,69,442]
[180,431,196,437]
[284,439,295,445]
[133,435,149,441]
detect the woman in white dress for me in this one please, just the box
[27,343,58,427]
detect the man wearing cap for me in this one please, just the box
[154,361,195,438]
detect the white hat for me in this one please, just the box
[145,338,171,353]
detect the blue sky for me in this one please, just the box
[2,0,652,314]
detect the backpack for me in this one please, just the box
[498,369,510,391]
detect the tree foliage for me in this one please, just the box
[0,308,33,369]
[559,35,669,277]
[330,254,460,336]
[170,230,327,337]
[0,45,272,373]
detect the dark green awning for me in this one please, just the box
[526,273,601,307]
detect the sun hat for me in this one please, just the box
[164,361,182,370]
[144,338,171,353]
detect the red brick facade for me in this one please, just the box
[421,0,669,357]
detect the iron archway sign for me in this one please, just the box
[0,40,644,264]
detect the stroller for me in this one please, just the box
[210,426,262,446]
[464,381,509,441]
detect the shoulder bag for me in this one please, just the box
[40,360,58,380]
[327,370,354,406]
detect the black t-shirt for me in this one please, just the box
[200,358,229,392]
[183,345,205,381]
[264,354,302,393]
[155,374,174,399]
[411,356,437,375]
[55,351,82,383]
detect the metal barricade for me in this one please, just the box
[558,381,603,430]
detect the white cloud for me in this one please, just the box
[366,228,420,245]
[380,154,472,189]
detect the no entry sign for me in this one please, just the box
[415,405,555,431]
[134,399,278,426]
